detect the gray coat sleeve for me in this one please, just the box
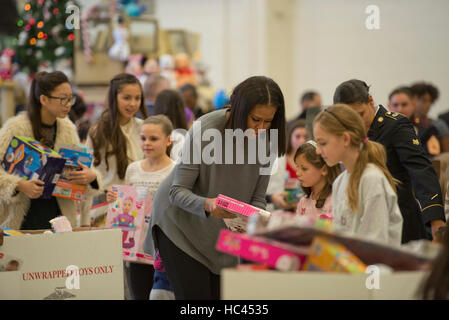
[168,163,207,218]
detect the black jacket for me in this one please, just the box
[367,105,445,243]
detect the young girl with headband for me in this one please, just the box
[294,140,341,221]
[313,104,403,246]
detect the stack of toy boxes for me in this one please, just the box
[1,136,66,198]
[52,144,93,200]
[302,236,367,273]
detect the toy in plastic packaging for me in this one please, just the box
[105,185,154,264]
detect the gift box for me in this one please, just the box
[215,194,270,233]
[216,229,308,271]
[105,185,154,264]
[302,236,367,273]
[52,145,93,200]
[1,136,66,198]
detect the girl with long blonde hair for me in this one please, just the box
[313,104,403,246]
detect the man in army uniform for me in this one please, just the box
[333,79,446,243]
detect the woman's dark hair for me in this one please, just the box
[89,73,147,180]
[410,82,439,103]
[153,89,188,130]
[294,143,341,208]
[27,71,70,147]
[420,220,449,299]
[68,93,87,123]
[388,86,413,101]
[286,119,307,155]
[224,76,286,156]
[333,79,371,105]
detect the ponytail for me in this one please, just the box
[348,140,397,211]
[27,71,69,147]
[314,104,398,212]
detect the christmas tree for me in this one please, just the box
[14,0,80,74]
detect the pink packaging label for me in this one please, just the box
[216,194,268,217]
[216,229,308,271]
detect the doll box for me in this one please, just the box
[0,228,124,300]
[216,194,271,233]
[216,229,308,271]
[105,185,154,265]
[302,236,367,273]
[1,136,66,198]
[52,145,93,200]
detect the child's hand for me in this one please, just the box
[107,189,118,203]
[67,161,97,185]
[204,198,236,219]
[17,179,45,199]
[271,192,290,209]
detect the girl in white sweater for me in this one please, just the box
[107,115,175,300]
[313,104,403,247]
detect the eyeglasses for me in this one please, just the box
[46,95,76,106]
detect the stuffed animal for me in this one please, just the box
[108,16,130,62]
[174,52,197,88]
[0,48,15,80]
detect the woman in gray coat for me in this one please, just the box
[144,76,287,299]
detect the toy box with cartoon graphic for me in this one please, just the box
[215,194,271,233]
[216,229,308,271]
[1,136,66,198]
[302,236,367,273]
[105,185,154,264]
[52,145,93,200]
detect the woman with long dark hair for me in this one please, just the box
[144,76,287,299]
[0,71,100,229]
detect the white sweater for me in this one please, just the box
[332,163,403,247]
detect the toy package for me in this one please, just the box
[215,194,271,233]
[1,136,66,198]
[216,229,308,271]
[52,145,93,200]
[302,236,367,273]
[0,226,24,237]
[105,185,154,264]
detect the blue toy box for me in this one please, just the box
[52,145,93,200]
[1,136,66,199]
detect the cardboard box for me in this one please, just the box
[303,236,367,273]
[216,194,270,233]
[52,145,94,200]
[221,268,428,300]
[105,185,154,264]
[0,228,124,300]
[1,136,66,198]
[216,229,308,271]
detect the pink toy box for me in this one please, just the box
[216,229,308,271]
[215,194,270,233]
[105,185,154,264]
